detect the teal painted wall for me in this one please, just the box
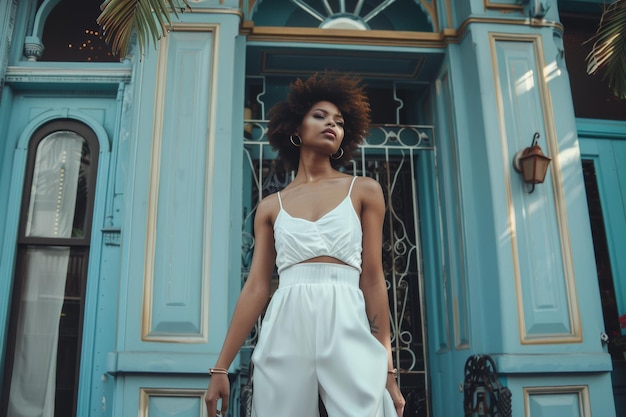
[0,2,245,415]
[0,87,123,416]
[424,1,615,415]
[104,9,246,417]
[0,0,620,416]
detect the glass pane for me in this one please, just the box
[6,246,86,417]
[41,0,118,62]
[7,246,70,416]
[26,131,91,239]
[55,298,81,417]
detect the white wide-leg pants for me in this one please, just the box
[251,263,396,417]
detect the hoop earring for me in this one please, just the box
[289,135,302,147]
[330,147,344,160]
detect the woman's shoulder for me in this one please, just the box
[351,176,384,215]
[256,192,281,222]
[353,175,383,197]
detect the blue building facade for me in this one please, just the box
[0,0,625,416]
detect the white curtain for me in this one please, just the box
[8,132,83,417]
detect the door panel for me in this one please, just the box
[579,132,626,415]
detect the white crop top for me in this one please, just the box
[273,176,363,274]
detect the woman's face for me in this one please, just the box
[296,101,345,153]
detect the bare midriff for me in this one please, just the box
[301,256,347,266]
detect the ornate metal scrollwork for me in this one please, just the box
[463,355,512,417]
[243,121,434,416]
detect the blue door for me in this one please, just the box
[578,119,626,414]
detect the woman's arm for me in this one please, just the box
[205,196,278,417]
[357,177,406,417]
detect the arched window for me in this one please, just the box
[1,120,99,417]
[40,0,117,62]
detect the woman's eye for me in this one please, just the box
[337,121,345,127]
[313,114,324,119]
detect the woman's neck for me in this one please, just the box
[293,170,339,184]
[294,153,339,183]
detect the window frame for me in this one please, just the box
[1,119,100,417]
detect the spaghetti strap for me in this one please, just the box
[277,191,284,209]
[347,176,358,197]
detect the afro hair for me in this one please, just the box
[266,73,371,170]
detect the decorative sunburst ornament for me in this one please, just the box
[290,0,399,30]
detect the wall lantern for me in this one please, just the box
[512,132,552,193]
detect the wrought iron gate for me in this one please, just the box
[241,121,435,417]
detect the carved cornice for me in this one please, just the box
[241,16,563,48]
[5,66,132,86]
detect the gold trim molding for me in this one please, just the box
[523,385,591,417]
[241,17,562,49]
[139,388,208,417]
[184,7,243,19]
[484,0,524,11]
[489,32,581,344]
[242,22,455,48]
[142,24,219,343]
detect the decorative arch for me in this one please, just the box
[24,0,63,60]
[16,109,111,152]
[1,109,110,314]
[250,0,437,32]
[31,0,63,40]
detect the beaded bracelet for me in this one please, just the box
[208,367,228,376]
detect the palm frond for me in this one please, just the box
[97,0,189,58]
[586,0,626,99]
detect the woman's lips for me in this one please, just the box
[322,129,336,139]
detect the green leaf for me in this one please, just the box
[585,0,626,99]
[97,0,189,58]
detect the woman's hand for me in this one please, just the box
[386,375,406,417]
[205,374,230,417]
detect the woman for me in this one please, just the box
[204,73,405,417]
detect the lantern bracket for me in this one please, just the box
[512,132,551,194]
